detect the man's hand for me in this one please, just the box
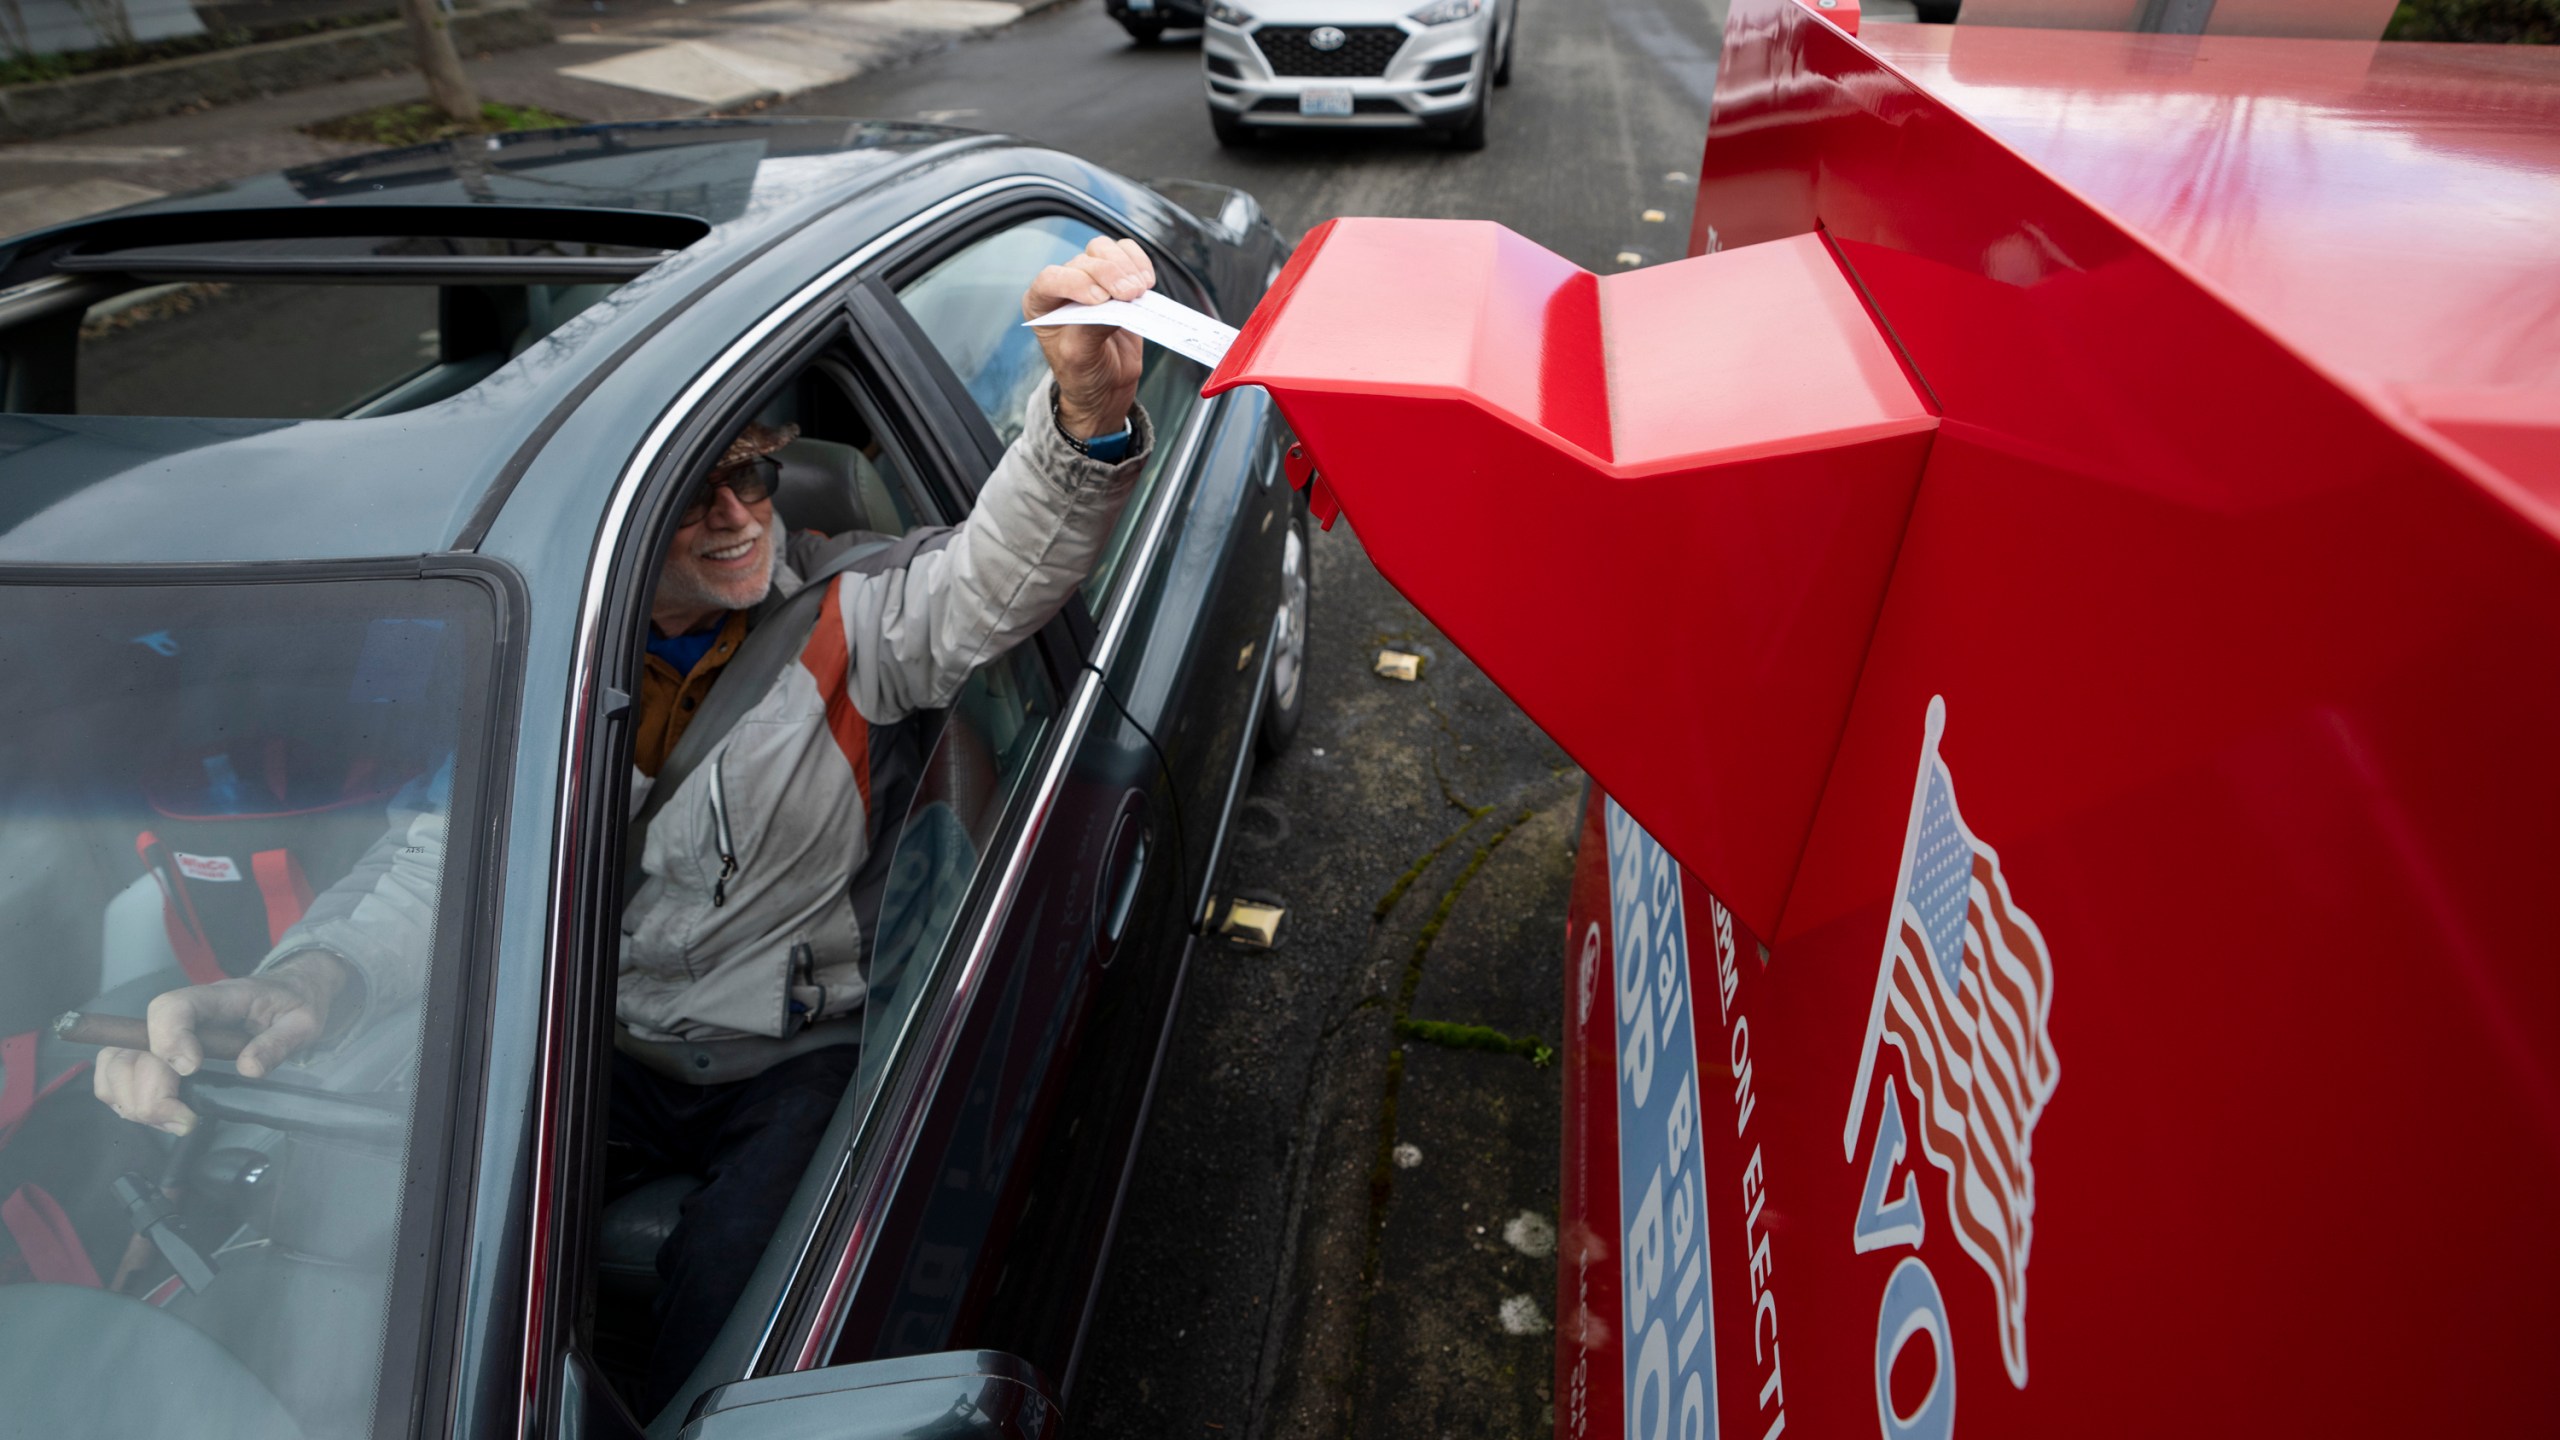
[1024,236,1157,441]
[92,951,352,1135]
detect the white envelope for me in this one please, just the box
[1022,289,1240,370]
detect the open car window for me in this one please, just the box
[0,574,498,1439]
[587,332,1069,1421]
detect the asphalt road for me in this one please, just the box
[774,2,1723,1434]
[771,0,1723,276]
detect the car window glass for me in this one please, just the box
[32,278,622,419]
[894,216,1206,606]
[0,577,495,1439]
[1085,348,1206,602]
[856,643,1058,1104]
[898,214,1104,448]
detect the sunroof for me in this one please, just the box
[0,204,712,420]
[0,204,712,290]
[54,232,675,284]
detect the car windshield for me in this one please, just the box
[0,575,498,1438]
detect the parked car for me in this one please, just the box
[1203,0,1515,150]
[1106,0,1205,44]
[0,118,1307,1439]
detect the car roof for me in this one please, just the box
[0,120,1031,569]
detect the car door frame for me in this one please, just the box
[524,173,1222,1439]
[858,191,1267,921]
[527,173,1061,1431]
[837,192,1282,1392]
[768,196,1236,1375]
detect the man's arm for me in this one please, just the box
[835,238,1163,722]
[93,759,452,1133]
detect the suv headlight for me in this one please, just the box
[1406,0,1481,22]
[1206,0,1254,23]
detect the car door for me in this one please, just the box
[539,185,1281,1438]
[531,250,1121,1428]
[806,198,1284,1393]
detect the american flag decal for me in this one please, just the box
[1844,696,2061,1389]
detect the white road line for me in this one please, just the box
[0,178,165,236]
[1,144,188,165]
[562,0,1027,105]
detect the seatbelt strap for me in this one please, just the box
[622,533,927,902]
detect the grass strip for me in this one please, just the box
[1394,1017,1555,1069]
[304,100,581,147]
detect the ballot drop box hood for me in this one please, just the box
[1204,2,2560,1431]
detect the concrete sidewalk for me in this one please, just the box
[0,0,1076,235]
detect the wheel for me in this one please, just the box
[1447,77,1488,150]
[1211,104,1254,148]
[1256,507,1310,761]
[1493,14,1513,85]
[1123,17,1166,42]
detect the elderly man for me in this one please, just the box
[91,238,1163,1408]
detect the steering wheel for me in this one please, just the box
[54,1009,409,1148]
[177,1069,408,1148]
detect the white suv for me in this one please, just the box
[1203,0,1515,151]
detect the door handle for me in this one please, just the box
[1094,794,1151,966]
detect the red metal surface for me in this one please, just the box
[1217,0,2560,1434]
[1207,219,1933,933]
[1696,10,2560,501]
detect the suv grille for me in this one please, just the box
[1254,24,1406,77]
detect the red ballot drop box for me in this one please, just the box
[1205,0,2560,1433]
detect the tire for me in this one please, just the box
[1493,15,1513,85]
[1211,104,1254,148]
[1123,17,1166,42]
[1256,507,1311,761]
[1447,78,1488,151]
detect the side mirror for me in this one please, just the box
[677,1351,1057,1440]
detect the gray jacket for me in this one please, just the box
[268,378,1149,1045]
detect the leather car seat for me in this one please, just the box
[0,1283,305,1436]
[596,1173,701,1313]
[772,439,886,540]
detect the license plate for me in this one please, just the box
[1299,88,1353,117]
[1128,0,1154,11]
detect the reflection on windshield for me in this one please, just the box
[0,578,491,1438]
[1952,0,2395,38]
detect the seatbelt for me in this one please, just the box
[622,533,928,902]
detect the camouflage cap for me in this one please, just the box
[715,421,800,470]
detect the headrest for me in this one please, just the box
[770,438,869,538]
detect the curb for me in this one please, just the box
[0,1,555,143]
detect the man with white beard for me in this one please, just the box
[91,238,1165,1410]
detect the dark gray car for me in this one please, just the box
[0,118,1308,1440]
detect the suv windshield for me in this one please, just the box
[0,574,498,1438]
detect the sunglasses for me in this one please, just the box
[678,454,780,527]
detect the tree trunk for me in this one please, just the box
[398,0,480,125]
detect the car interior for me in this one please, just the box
[0,231,674,420]
[0,579,489,1439]
[585,343,1058,1420]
